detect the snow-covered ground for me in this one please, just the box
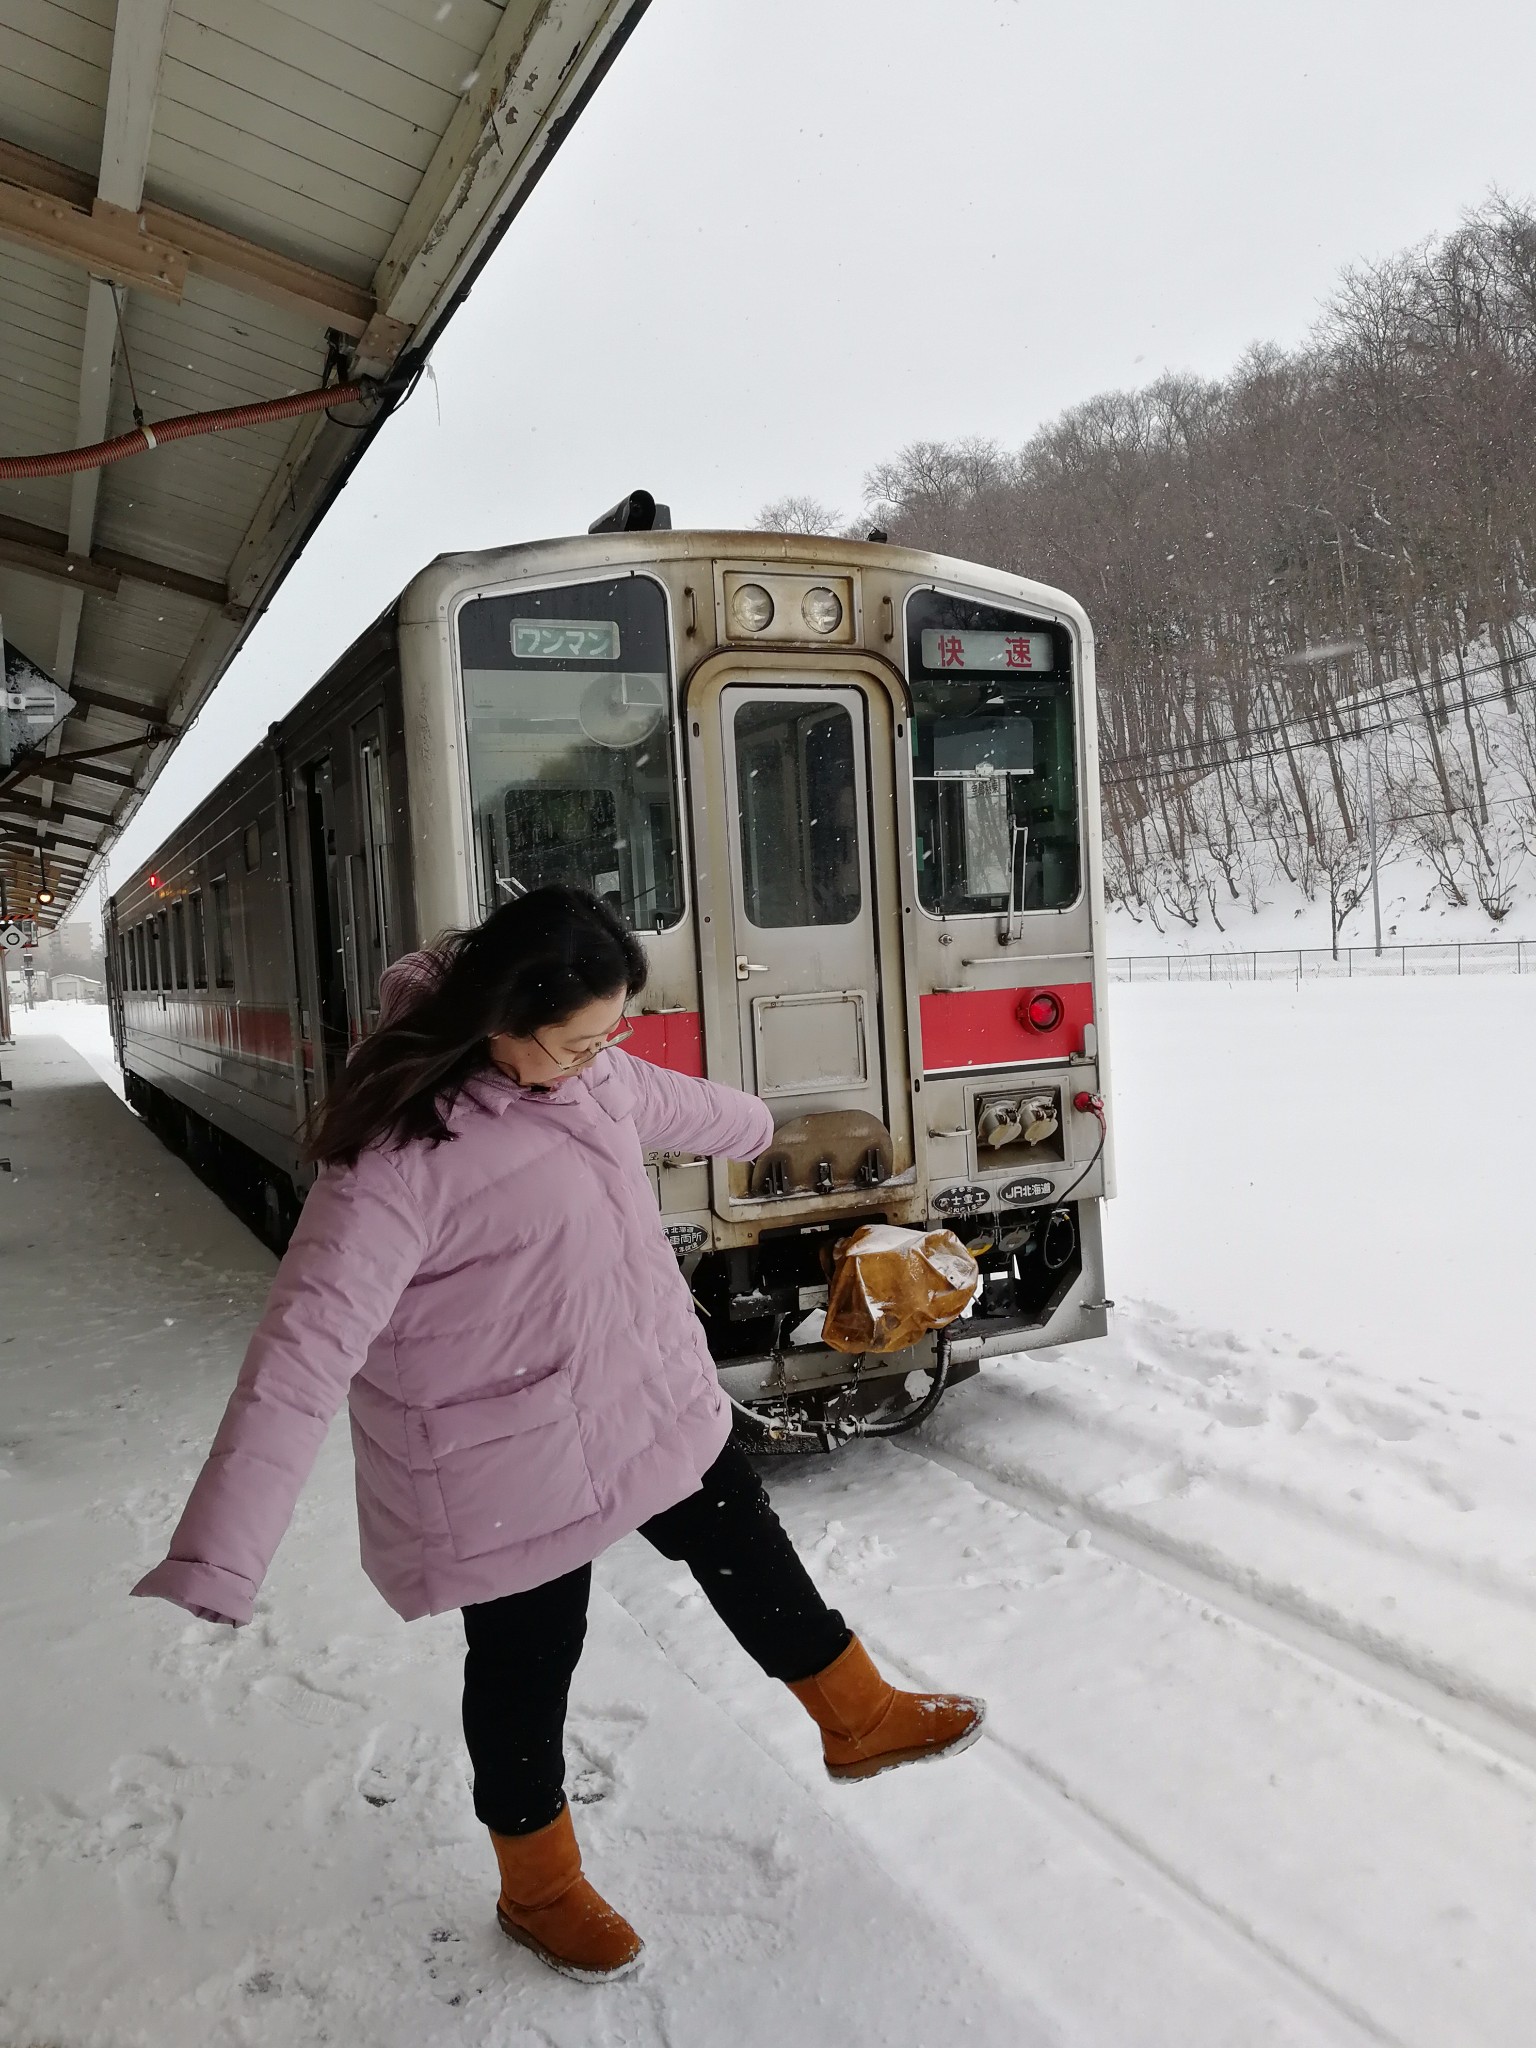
[11,997,124,1095]
[3,983,1534,2047]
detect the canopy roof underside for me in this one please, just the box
[0,0,649,923]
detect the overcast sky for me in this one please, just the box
[93,0,1536,901]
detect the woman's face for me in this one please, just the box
[487,987,630,1087]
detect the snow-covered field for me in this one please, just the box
[3,983,1534,2047]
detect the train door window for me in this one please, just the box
[734,701,861,927]
[134,922,147,991]
[188,891,207,988]
[146,918,160,990]
[905,591,1081,916]
[158,911,171,990]
[211,876,234,986]
[123,932,136,992]
[171,900,188,989]
[457,575,682,930]
[243,820,260,873]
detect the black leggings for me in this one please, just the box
[461,1442,850,1835]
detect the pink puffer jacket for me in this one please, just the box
[132,954,774,1625]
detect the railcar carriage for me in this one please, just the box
[108,501,1114,1445]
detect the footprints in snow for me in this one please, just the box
[1092,1459,1199,1509]
[7,1749,246,1919]
[569,1703,648,1808]
[252,1671,362,1728]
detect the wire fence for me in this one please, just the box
[1109,939,1536,983]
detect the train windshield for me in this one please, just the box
[457,575,682,930]
[905,590,1080,916]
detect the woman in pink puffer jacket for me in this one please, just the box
[134,886,984,1983]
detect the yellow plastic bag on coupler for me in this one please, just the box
[821,1225,980,1355]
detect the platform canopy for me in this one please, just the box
[0,0,651,924]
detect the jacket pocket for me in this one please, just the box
[416,1375,599,1561]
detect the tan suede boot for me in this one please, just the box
[787,1634,986,1781]
[489,1804,644,1982]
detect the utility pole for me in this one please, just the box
[1367,748,1383,957]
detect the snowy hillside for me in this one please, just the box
[1107,677,1536,956]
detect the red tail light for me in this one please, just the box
[1020,989,1063,1033]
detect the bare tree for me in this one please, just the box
[754,495,844,536]
[856,196,1536,933]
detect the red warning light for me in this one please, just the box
[148,872,160,888]
[1020,989,1064,1033]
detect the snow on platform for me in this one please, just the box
[3,986,1536,2047]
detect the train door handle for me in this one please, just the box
[735,956,769,980]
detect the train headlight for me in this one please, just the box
[729,582,775,634]
[800,585,844,635]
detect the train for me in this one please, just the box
[107,498,1114,1447]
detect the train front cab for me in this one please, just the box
[402,534,1112,1445]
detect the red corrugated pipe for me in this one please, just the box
[0,379,378,481]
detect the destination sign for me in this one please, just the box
[511,619,620,662]
[920,628,1053,674]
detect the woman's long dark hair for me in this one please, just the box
[308,885,647,1165]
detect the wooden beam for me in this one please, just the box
[0,826,100,855]
[1,787,116,828]
[64,685,171,727]
[42,757,137,792]
[94,542,244,615]
[0,513,242,613]
[97,0,174,213]
[0,184,186,300]
[370,0,649,341]
[157,205,375,339]
[0,139,379,342]
[0,530,119,595]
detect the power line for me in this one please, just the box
[1103,786,1534,868]
[1099,642,1534,780]
[1100,663,1536,791]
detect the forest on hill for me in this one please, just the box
[761,199,1536,945]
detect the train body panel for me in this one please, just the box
[111,529,1114,1440]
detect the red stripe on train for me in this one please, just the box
[919,982,1094,1071]
[126,999,707,1080]
[625,1010,705,1077]
[124,998,293,1065]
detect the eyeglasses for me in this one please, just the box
[530,1020,634,1071]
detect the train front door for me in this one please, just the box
[719,684,886,1127]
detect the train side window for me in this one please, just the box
[171,900,188,989]
[456,575,683,931]
[146,918,160,990]
[188,891,207,988]
[122,932,135,992]
[158,910,171,990]
[243,820,260,872]
[211,876,234,987]
[905,590,1081,917]
[134,923,147,991]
